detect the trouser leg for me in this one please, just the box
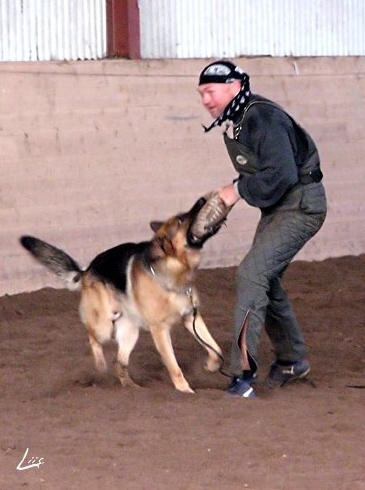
[230,277,266,375]
[265,277,307,362]
[230,208,325,376]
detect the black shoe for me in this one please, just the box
[265,359,310,388]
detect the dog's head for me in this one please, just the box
[149,197,208,267]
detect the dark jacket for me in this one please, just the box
[226,94,320,209]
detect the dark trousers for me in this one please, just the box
[230,182,327,375]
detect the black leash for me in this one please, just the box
[188,291,231,378]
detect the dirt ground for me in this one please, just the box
[1,255,365,490]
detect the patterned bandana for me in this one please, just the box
[198,60,251,133]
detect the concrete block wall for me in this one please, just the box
[1,57,364,295]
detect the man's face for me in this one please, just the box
[198,81,241,118]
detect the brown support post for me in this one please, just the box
[106,0,141,59]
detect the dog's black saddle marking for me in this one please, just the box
[88,241,150,293]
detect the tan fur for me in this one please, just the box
[22,208,222,393]
[83,216,221,392]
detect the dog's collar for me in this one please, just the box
[148,263,194,299]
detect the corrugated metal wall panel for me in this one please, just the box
[1,1,364,61]
[139,0,365,58]
[0,0,106,61]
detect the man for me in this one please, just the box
[198,60,327,398]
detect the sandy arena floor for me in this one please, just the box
[1,255,365,490]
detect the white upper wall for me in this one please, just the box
[0,0,106,61]
[0,0,364,61]
[139,0,365,58]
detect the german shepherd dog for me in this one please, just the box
[20,198,223,393]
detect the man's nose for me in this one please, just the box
[201,93,210,105]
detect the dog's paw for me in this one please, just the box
[115,363,141,388]
[177,385,195,394]
[204,355,222,373]
[174,377,195,394]
[120,377,141,389]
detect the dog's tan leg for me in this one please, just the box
[149,324,194,393]
[114,317,141,388]
[80,280,114,374]
[184,312,223,373]
[89,335,108,373]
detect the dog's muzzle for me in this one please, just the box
[186,197,209,249]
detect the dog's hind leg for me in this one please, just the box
[88,334,108,373]
[79,282,115,374]
[184,312,223,373]
[80,307,112,374]
[149,324,194,393]
[113,317,141,388]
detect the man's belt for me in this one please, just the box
[299,168,323,185]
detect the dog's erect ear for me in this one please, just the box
[150,221,163,233]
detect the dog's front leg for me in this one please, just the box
[184,312,223,373]
[114,318,141,388]
[149,324,194,393]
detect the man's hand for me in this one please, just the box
[218,184,240,207]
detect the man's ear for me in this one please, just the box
[150,221,163,233]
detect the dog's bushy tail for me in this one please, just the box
[20,235,82,291]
